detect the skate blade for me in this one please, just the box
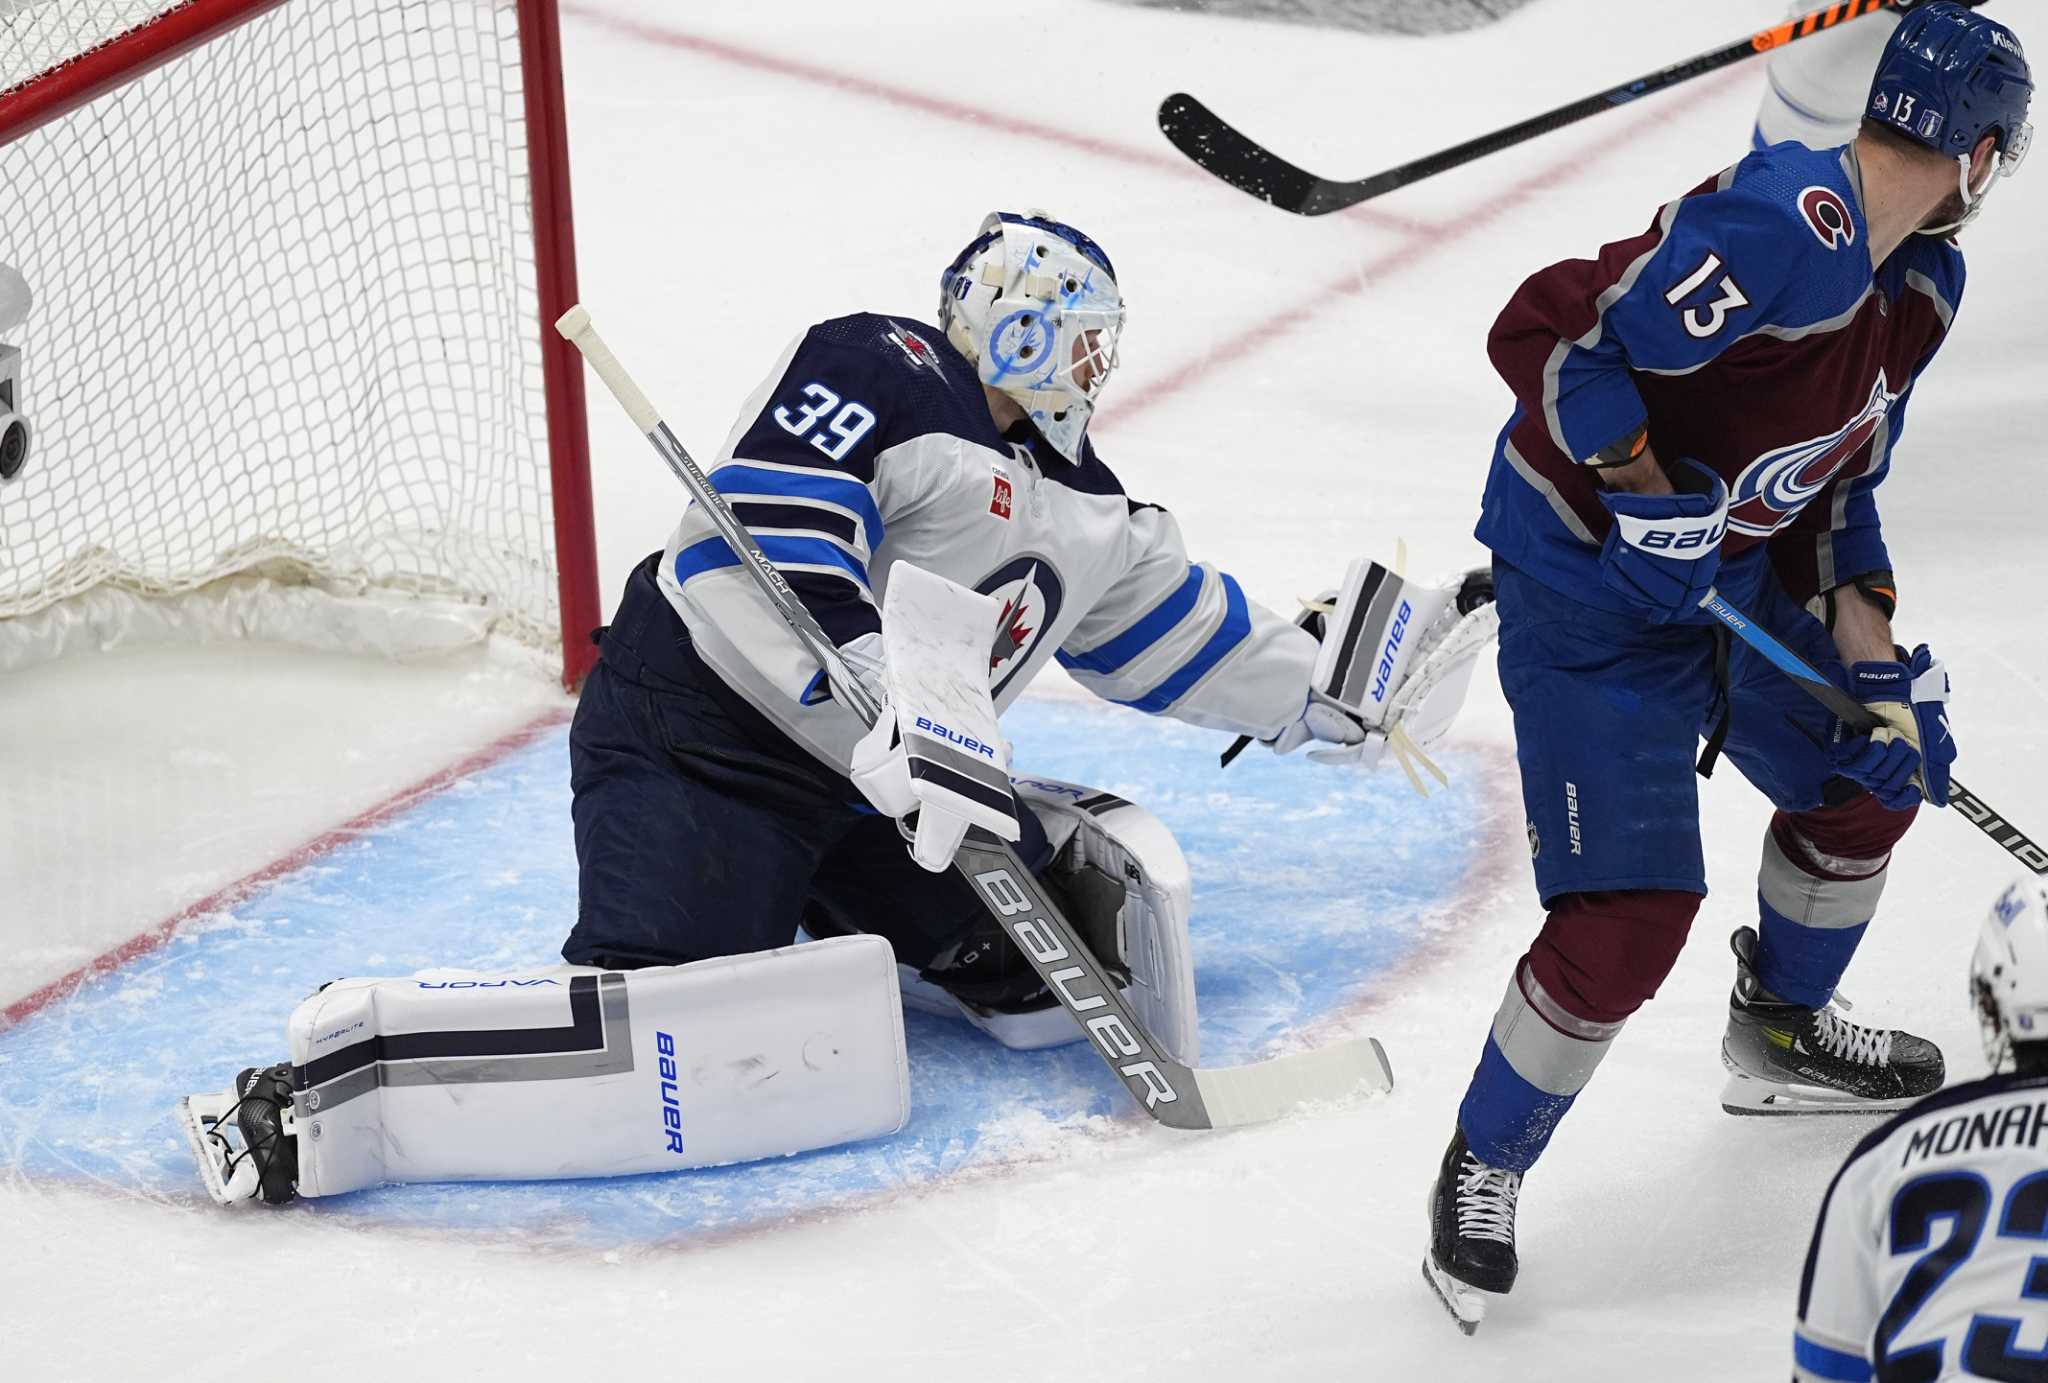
[176,1093,257,1206]
[1719,1073,1924,1118]
[1421,1256,1489,1335]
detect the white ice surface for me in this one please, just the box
[5,0,2047,1377]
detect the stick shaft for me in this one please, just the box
[1160,0,1984,215]
[1700,590,2048,877]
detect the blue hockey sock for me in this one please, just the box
[1754,893,1868,1010]
[1456,962,1624,1173]
[1458,1035,1577,1174]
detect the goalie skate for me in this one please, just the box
[177,1064,300,1206]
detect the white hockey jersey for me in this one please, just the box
[1794,1071,2048,1382]
[658,313,1316,773]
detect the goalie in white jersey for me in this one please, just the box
[1794,878,2048,1382]
[178,211,1494,1206]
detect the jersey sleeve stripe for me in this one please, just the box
[1055,563,1205,676]
[672,534,872,595]
[1792,1332,1872,1382]
[710,463,885,551]
[729,501,860,547]
[1110,573,1251,715]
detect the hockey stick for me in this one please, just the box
[1700,588,2048,876]
[1157,0,1983,216]
[555,305,1394,1128]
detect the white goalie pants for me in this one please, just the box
[286,934,909,1198]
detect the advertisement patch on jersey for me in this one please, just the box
[1726,372,1894,537]
[989,472,1013,520]
[1797,186,1855,251]
[977,555,1064,698]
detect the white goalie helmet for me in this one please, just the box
[937,211,1124,464]
[1969,878,2048,1074]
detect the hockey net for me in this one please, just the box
[0,0,597,686]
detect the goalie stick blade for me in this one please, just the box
[1182,1036,1393,1130]
[1157,93,1361,217]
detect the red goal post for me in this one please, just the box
[0,0,600,688]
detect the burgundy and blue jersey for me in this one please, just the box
[1475,140,1965,611]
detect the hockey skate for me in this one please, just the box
[1422,1128,1521,1336]
[1720,926,1944,1116]
[177,1063,300,1206]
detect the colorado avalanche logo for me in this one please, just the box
[1797,185,1855,251]
[1726,372,1894,537]
[977,555,1065,699]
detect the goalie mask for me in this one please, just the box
[937,211,1124,464]
[1970,878,2048,1075]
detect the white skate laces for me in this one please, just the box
[1456,1154,1521,1246]
[1811,1000,1895,1068]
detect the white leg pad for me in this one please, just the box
[287,934,908,1198]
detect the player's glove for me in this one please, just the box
[1261,563,1497,793]
[1595,457,1728,623]
[1267,688,1371,764]
[1831,644,1954,810]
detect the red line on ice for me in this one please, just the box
[555,5,1429,235]
[0,708,572,1033]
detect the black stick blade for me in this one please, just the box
[1158,92,1329,215]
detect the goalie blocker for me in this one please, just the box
[179,778,1200,1204]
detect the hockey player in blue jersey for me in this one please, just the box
[1424,5,2033,1334]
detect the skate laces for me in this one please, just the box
[1455,1154,1520,1246]
[1812,1002,1894,1067]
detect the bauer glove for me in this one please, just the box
[1831,644,1954,811]
[1594,457,1728,623]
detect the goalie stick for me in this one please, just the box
[1157,0,1983,216]
[1700,588,2048,877]
[554,305,1394,1129]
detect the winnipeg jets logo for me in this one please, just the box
[1726,372,1894,537]
[976,555,1065,698]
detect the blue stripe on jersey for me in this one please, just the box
[710,464,885,551]
[672,534,871,592]
[1112,573,1249,714]
[1056,564,1206,676]
[1792,1333,1871,1383]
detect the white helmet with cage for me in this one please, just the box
[937,211,1124,464]
[1970,877,2048,1074]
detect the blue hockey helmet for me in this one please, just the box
[1869,3,2033,163]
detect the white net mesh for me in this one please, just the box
[0,0,563,657]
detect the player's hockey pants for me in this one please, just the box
[564,554,1050,972]
[1458,553,1918,1171]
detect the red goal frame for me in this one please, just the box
[0,0,601,689]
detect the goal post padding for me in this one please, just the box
[0,0,599,688]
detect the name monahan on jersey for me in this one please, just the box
[1794,1071,2048,1383]
[659,312,1316,771]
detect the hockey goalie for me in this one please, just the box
[180,209,1496,1206]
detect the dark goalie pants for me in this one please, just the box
[563,554,1049,973]
[1458,551,1919,1172]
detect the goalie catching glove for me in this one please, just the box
[1263,560,1497,794]
[845,563,1021,871]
